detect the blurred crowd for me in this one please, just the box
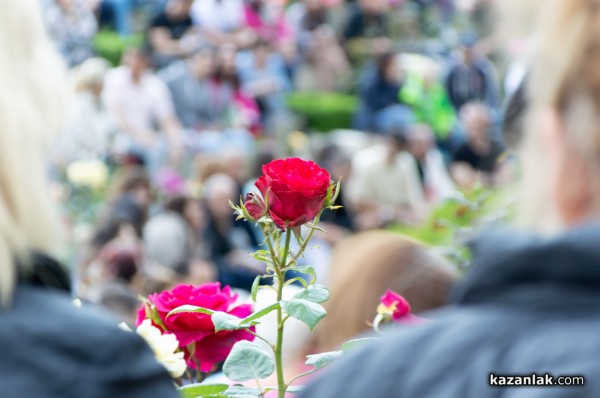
[42,0,519,325]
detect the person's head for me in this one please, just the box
[359,0,386,14]
[203,173,238,220]
[164,195,205,231]
[460,102,491,143]
[407,124,435,161]
[388,128,409,155]
[252,39,272,66]
[166,0,194,19]
[189,46,216,79]
[516,0,600,232]
[122,47,151,77]
[376,52,399,83]
[312,231,456,352]
[304,0,325,13]
[458,33,478,66]
[315,144,351,181]
[73,57,110,96]
[0,0,67,302]
[109,167,153,210]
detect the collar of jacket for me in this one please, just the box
[451,223,600,307]
[18,252,71,293]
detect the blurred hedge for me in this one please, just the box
[286,92,358,133]
[93,31,143,67]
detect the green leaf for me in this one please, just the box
[293,266,317,284]
[341,337,379,352]
[178,384,229,398]
[212,311,250,332]
[292,284,329,303]
[264,386,305,394]
[241,302,280,325]
[284,277,309,289]
[304,222,325,233]
[167,305,214,319]
[223,341,275,382]
[281,299,326,330]
[250,275,261,302]
[305,350,343,369]
[223,386,262,398]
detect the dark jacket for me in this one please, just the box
[301,225,600,397]
[0,254,179,398]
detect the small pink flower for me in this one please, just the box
[243,193,267,221]
[379,290,411,320]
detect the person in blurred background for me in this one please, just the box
[103,47,183,169]
[45,0,97,67]
[445,34,499,113]
[0,1,178,395]
[54,57,118,164]
[355,51,413,133]
[303,1,600,397]
[349,130,425,229]
[451,102,505,188]
[191,0,247,46]
[236,39,292,126]
[160,46,232,131]
[343,0,391,60]
[406,124,455,203]
[312,231,456,352]
[147,0,196,69]
[286,0,349,91]
[203,173,262,290]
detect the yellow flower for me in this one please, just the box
[66,160,108,189]
[136,320,187,378]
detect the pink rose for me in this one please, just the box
[137,283,254,372]
[254,158,331,229]
[243,193,267,221]
[380,290,411,320]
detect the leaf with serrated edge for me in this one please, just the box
[305,350,343,369]
[242,302,280,325]
[167,305,213,319]
[223,341,275,382]
[178,384,229,398]
[341,337,379,352]
[281,299,326,330]
[292,284,329,303]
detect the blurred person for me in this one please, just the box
[191,0,247,46]
[54,57,118,164]
[342,0,391,59]
[302,1,600,397]
[313,231,456,352]
[203,173,262,291]
[103,47,183,168]
[451,102,505,188]
[147,0,197,69]
[236,39,292,125]
[242,0,292,45]
[407,124,456,203]
[355,52,413,133]
[159,46,232,130]
[349,131,426,229]
[89,0,118,31]
[0,1,178,395]
[45,0,98,67]
[286,0,350,91]
[445,34,499,112]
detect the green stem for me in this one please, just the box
[290,215,321,265]
[275,230,292,398]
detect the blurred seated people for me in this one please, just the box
[406,124,456,203]
[342,0,391,60]
[400,64,458,153]
[216,44,262,134]
[286,0,349,91]
[236,39,292,125]
[312,231,457,352]
[88,0,117,31]
[144,195,215,281]
[160,46,232,131]
[191,0,247,46]
[348,131,426,230]
[355,52,413,133]
[242,0,292,45]
[451,102,506,188]
[445,34,499,113]
[44,0,97,67]
[203,173,262,290]
[147,0,197,69]
[53,58,118,164]
[103,47,183,169]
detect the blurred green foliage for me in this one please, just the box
[93,31,143,67]
[286,92,358,133]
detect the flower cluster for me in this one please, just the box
[137,283,254,373]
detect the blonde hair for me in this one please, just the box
[507,0,600,232]
[0,0,67,301]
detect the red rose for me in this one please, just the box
[254,158,331,229]
[379,290,411,320]
[137,283,254,372]
[243,193,267,221]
